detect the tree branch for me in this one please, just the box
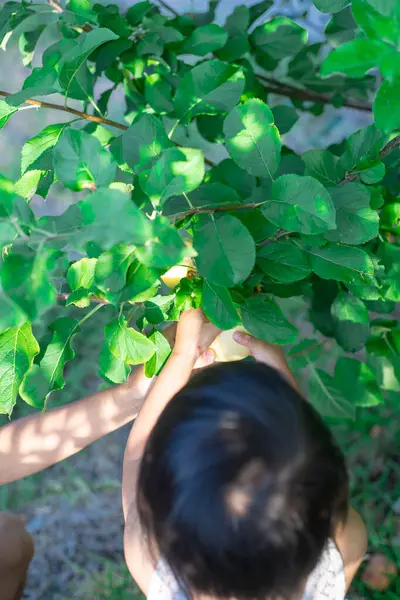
[0,90,128,131]
[172,201,265,221]
[0,90,215,166]
[47,0,63,13]
[56,292,109,305]
[256,73,372,113]
[156,0,179,16]
[340,134,400,184]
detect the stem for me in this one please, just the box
[157,0,179,16]
[173,200,267,220]
[255,73,372,113]
[48,0,63,13]
[77,303,104,327]
[340,133,400,185]
[0,91,128,131]
[56,292,109,306]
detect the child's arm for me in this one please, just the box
[0,367,152,486]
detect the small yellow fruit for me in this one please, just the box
[161,259,194,289]
[210,326,250,363]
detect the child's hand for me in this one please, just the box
[173,309,220,368]
[233,330,300,392]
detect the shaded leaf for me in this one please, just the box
[121,114,172,174]
[331,291,370,352]
[79,188,152,249]
[308,366,355,420]
[262,175,336,235]
[250,17,307,60]
[194,214,255,287]
[174,60,245,123]
[374,78,400,133]
[271,105,298,135]
[135,216,189,270]
[334,357,383,407]
[257,240,311,283]
[202,281,240,330]
[144,147,205,207]
[325,182,379,245]
[95,244,135,293]
[241,295,298,344]
[183,24,227,56]
[306,243,375,284]
[302,149,344,186]
[54,129,116,191]
[313,0,349,13]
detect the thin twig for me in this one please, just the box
[256,72,372,113]
[340,134,400,185]
[172,201,265,221]
[156,0,179,17]
[48,0,63,13]
[56,292,109,305]
[0,90,128,131]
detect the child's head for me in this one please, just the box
[137,362,348,600]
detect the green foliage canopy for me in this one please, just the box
[0,0,400,420]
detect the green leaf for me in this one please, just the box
[21,123,67,174]
[334,357,383,407]
[302,149,344,187]
[126,1,152,25]
[183,24,228,56]
[288,339,323,370]
[340,124,386,171]
[20,318,80,409]
[194,214,255,287]
[248,0,273,25]
[331,291,370,352]
[95,244,135,293]
[136,216,188,270]
[99,341,130,384]
[306,243,375,285]
[308,366,355,420]
[6,66,60,106]
[207,158,256,199]
[105,316,155,365]
[374,78,400,133]
[0,100,17,129]
[271,105,298,135]
[257,240,311,283]
[144,147,205,207]
[325,182,379,245]
[145,73,174,113]
[174,60,245,123]
[352,0,400,46]
[1,247,58,321]
[202,281,240,330]
[231,209,277,244]
[118,260,160,303]
[224,99,281,179]
[241,295,298,344]
[321,40,392,78]
[359,160,385,184]
[250,17,307,60]
[145,331,171,377]
[121,114,172,174]
[59,28,118,99]
[0,323,39,415]
[66,257,97,307]
[54,129,116,191]
[262,175,336,235]
[312,0,349,13]
[79,188,152,249]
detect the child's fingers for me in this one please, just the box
[194,348,216,370]
[233,331,259,353]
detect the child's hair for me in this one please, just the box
[137,362,348,600]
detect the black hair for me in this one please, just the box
[137,362,348,600]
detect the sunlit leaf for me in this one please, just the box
[105,316,155,365]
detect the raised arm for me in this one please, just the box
[0,366,152,486]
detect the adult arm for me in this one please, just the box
[0,367,152,486]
